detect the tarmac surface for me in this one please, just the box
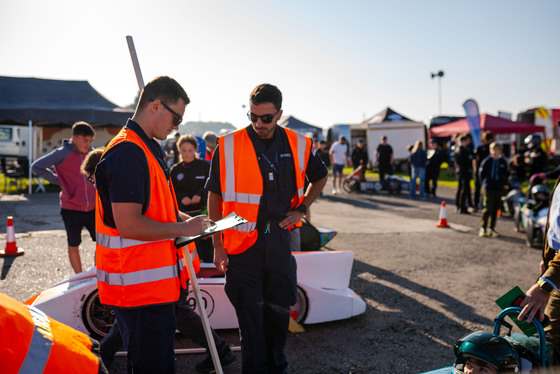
[0,182,542,373]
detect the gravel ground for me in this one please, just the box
[0,185,542,373]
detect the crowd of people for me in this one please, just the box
[12,73,560,374]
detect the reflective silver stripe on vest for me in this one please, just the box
[223,132,236,197]
[96,232,156,249]
[222,191,261,204]
[178,249,199,271]
[19,306,53,373]
[97,265,178,286]
[294,132,307,198]
[232,222,257,232]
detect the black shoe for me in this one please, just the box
[459,209,470,215]
[196,346,236,373]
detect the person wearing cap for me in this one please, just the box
[206,83,328,373]
[351,138,369,172]
[329,135,348,194]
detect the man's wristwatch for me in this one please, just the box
[538,278,555,294]
[296,204,307,214]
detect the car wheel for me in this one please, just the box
[342,179,357,193]
[290,286,308,324]
[82,290,114,339]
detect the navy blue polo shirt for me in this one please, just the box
[95,119,174,228]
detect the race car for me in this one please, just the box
[25,251,366,339]
[342,164,410,194]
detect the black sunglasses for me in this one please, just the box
[247,111,279,124]
[151,99,182,126]
[87,172,95,185]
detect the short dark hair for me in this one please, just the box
[80,148,104,176]
[72,121,95,137]
[250,84,282,111]
[136,76,190,112]
[202,131,218,147]
[482,131,495,142]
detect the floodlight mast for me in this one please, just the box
[431,70,445,115]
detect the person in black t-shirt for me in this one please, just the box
[375,135,393,182]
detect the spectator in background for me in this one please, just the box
[80,148,104,184]
[454,134,474,214]
[317,140,331,169]
[171,132,181,164]
[473,131,495,212]
[330,135,348,194]
[425,139,444,198]
[524,134,548,177]
[32,121,96,274]
[351,138,369,171]
[406,144,414,177]
[202,131,218,161]
[478,142,507,237]
[170,134,213,263]
[408,140,427,199]
[375,135,393,182]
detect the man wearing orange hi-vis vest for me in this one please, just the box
[0,292,108,374]
[94,76,210,374]
[207,84,328,373]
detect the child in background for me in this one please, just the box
[478,142,508,238]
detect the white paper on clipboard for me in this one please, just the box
[175,212,247,247]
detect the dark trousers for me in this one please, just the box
[100,288,227,369]
[425,167,440,196]
[378,164,392,182]
[225,252,297,374]
[474,174,482,207]
[456,174,472,211]
[114,303,177,374]
[481,189,502,229]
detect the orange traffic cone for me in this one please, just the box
[1,216,24,257]
[436,202,451,228]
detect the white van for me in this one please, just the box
[0,125,30,158]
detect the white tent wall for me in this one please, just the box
[367,122,426,173]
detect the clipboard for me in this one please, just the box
[174,212,247,248]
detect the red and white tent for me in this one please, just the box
[429,114,544,137]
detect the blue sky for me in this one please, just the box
[1,0,559,129]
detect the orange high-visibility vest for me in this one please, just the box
[218,127,311,254]
[0,292,105,374]
[96,127,200,308]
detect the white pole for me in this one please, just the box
[126,35,145,91]
[181,246,224,374]
[27,119,32,194]
[438,77,442,115]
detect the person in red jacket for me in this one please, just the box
[32,122,96,273]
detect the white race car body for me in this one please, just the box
[27,251,366,338]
